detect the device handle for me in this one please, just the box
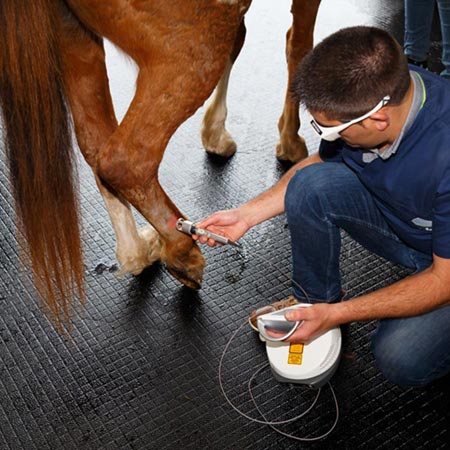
[176,218,238,246]
[257,319,302,342]
[256,303,312,342]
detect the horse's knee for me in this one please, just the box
[97,144,157,191]
[97,151,125,188]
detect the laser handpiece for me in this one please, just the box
[176,218,239,247]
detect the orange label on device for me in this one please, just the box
[289,343,304,354]
[288,354,303,365]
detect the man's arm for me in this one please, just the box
[196,152,323,244]
[285,254,450,342]
[334,254,450,321]
[239,152,323,227]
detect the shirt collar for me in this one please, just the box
[362,70,425,163]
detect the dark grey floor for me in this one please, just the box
[1,1,449,449]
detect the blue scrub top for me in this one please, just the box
[319,68,450,258]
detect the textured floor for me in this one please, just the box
[1,1,449,449]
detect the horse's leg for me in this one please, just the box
[58,7,161,276]
[94,182,162,276]
[276,0,321,162]
[96,68,207,289]
[66,0,250,289]
[201,20,246,157]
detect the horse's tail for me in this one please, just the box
[0,0,84,329]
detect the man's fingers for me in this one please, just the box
[285,306,310,321]
[265,329,287,339]
[207,238,218,247]
[193,234,221,247]
[196,213,222,229]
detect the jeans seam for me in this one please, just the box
[330,212,432,271]
[325,220,340,302]
[308,210,343,303]
[329,213,401,242]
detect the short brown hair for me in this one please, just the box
[292,26,411,120]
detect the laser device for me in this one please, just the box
[257,304,342,387]
[176,218,239,246]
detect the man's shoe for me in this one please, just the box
[248,296,299,331]
[407,57,428,69]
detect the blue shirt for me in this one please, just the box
[319,67,450,257]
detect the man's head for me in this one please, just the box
[292,26,411,147]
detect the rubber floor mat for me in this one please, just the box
[1,1,449,449]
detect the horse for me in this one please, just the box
[0,0,321,326]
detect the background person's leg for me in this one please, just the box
[404,0,435,65]
[284,163,432,303]
[437,0,450,78]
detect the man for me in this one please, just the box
[195,26,450,388]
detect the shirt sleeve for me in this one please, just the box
[318,139,344,162]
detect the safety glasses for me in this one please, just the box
[309,95,391,142]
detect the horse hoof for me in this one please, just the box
[276,135,308,163]
[167,265,203,290]
[163,241,205,290]
[202,128,237,158]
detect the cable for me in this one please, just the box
[249,366,340,441]
[218,317,340,441]
[218,319,321,426]
[217,243,339,440]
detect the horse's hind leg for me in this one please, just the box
[201,20,246,157]
[57,8,161,275]
[96,67,206,289]
[70,1,249,289]
[276,0,321,162]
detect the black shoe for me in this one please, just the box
[407,57,428,69]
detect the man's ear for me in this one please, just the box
[368,110,390,131]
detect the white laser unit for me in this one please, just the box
[257,304,342,387]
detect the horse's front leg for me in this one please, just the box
[97,69,210,289]
[201,19,246,157]
[58,8,161,276]
[276,0,321,163]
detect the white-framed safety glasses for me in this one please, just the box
[309,95,391,142]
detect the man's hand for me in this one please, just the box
[274,303,339,343]
[194,208,251,246]
[193,154,324,248]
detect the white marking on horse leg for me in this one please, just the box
[96,177,161,275]
[201,59,237,157]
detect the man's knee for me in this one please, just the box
[285,163,356,224]
[371,331,433,388]
[285,164,335,218]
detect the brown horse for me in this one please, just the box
[0,0,320,326]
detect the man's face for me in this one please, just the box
[312,111,386,149]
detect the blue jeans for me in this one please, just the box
[404,0,450,79]
[285,163,450,388]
